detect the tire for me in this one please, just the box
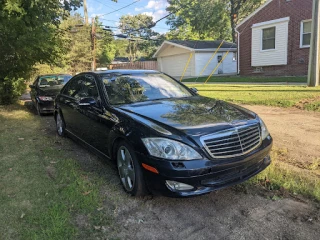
[56,112,66,137]
[116,141,148,196]
[36,102,43,116]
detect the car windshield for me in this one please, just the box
[100,73,193,105]
[38,75,72,87]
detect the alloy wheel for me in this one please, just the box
[117,146,136,192]
[56,113,64,136]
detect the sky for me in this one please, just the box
[74,0,171,34]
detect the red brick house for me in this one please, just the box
[236,0,312,76]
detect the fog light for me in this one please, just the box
[166,180,194,191]
[264,155,271,164]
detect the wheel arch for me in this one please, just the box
[110,136,126,162]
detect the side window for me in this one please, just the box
[62,76,83,100]
[262,27,276,50]
[78,74,100,101]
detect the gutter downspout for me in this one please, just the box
[235,28,240,75]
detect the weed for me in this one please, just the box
[249,148,320,201]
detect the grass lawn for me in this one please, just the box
[0,104,116,240]
[186,84,320,111]
[183,76,307,83]
[249,148,320,201]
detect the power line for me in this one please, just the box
[92,0,127,15]
[99,0,140,17]
[98,18,119,22]
[125,10,180,34]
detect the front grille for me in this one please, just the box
[200,124,261,159]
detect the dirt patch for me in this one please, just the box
[74,214,90,229]
[242,105,320,167]
[37,107,320,240]
[294,96,320,111]
[45,165,56,180]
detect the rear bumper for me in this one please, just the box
[38,101,54,113]
[138,136,273,197]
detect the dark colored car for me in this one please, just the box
[30,74,72,115]
[54,70,272,197]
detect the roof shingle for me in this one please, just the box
[168,40,237,49]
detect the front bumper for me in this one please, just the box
[138,136,273,197]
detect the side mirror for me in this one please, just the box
[29,85,35,89]
[190,87,198,94]
[78,97,96,106]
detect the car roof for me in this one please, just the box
[93,69,160,75]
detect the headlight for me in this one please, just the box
[259,118,270,140]
[38,96,53,101]
[142,138,202,160]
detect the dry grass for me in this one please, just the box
[249,148,320,201]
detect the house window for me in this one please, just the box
[262,27,276,50]
[217,55,222,63]
[301,20,312,47]
[232,52,237,61]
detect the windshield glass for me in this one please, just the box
[100,73,193,105]
[38,75,72,87]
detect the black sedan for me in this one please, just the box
[30,74,72,115]
[54,70,272,197]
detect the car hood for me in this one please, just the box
[118,96,257,137]
[38,86,63,96]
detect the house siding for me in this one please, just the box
[160,53,195,77]
[237,0,312,76]
[195,51,237,76]
[252,18,289,66]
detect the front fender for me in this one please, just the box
[107,120,151,160]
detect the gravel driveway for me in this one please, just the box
[37,104,320,240]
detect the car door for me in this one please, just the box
[76,74,121,156]
[59,73,120,157]
[69,74,104,145]
[58,75,84,134]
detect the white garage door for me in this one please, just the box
[160,53,194,77]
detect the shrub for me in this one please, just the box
[0,77,26,105]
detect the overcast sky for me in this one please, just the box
[75,0,170,34]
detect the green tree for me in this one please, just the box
[167,0,265,42]
[59,14,92,74]
[166,0,231,41]
[0,0,81,104]
[0,0,81,80]
[0,0,117,104]
[119,14,162,61]
[95,19,116,67]
[114,39,129,58]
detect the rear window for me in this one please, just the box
[38,75,72,87]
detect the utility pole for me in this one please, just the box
[84,0,89,26]
[308,0,320,87]
[91,17,96,71]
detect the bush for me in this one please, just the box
[0,78,26,105]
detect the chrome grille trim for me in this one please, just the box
[200,124,261,159]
